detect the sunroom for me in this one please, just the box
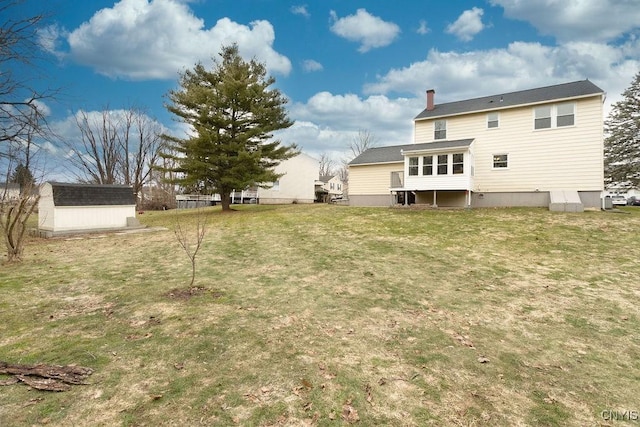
[390,139,475,207]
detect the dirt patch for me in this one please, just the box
[165,286,223,300]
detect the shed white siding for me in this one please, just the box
[38,182,136,234]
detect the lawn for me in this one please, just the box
[1,204,639,426]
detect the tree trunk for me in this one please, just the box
[0,361,93,392]
[220,190,231,211]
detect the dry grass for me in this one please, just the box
[1,204,640,426]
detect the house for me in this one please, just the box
[257,152,319,204]
[38,182,139,236]
[349,80,605,210]
[1,182,21,201]
[315,175,344,202]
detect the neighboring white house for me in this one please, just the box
[38,182,138,236]
[349,80,605,209]
[315,175,344,202]
[1,182,21,201]
[258,153,319,204]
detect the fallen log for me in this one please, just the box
[0,361,93,391]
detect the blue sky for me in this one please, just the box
[10,0,640,179]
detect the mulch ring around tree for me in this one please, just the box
[165,286,224,301]
[0,361,93,392]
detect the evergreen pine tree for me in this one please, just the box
[604,71,640,189]
[10,163,35,194]
[160,45,297,211]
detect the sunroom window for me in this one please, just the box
[437,154,448,175]
[452,153,464,174]
[422,155,433,175]
[408,157,419,176]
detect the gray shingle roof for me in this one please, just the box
[50,182,136,206]
[349,139,474,166]
[415,80,604,121]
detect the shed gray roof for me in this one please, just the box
[349,139,474,166]
[415,80,604,121]
[50,182,136,206]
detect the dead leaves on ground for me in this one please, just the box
[342,399,360,423]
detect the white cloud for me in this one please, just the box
[363,40,639,115]
[277,92,421,161]
[31,100,52,117]
[302,59,323,72]
[291,5,310,18]
[446,7,485,42]
[417,20,430,35]
[490,0,640,43]
[52,0,291,80]
[329,8,401,53]
[37,24,68,60]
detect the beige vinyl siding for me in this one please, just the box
[413,96,604,192]
[349,162,403,195]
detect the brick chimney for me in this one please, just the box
[426,89,435,111]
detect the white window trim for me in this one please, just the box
[533,102,576,131]
[492,153,509,170]
[408,156,419,176]
[434,120,447,140]
[422,155,434,176]
[487,112,499,129]
[406,152,468,176]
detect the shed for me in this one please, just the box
[38,182,138,236]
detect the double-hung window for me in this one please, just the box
[493,154,508,169]
[487,112,499,128]
[556,103,575,127]
[452,153,464,174]
[434,120,446,140]
[437,154,448,175]
[535,103,575,129]
[422,155,433,175]
[534,106,552,129]
[408,157,419,176]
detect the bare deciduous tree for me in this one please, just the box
[174,207,207,287]
[0,0,55,147]
[69,109,121,185]
[119,108,163,199]
[1,0,54,262]
[318,153,335,177]
[66,108,164,201]
[349,129,377,158]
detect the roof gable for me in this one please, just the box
[49,182,136,206]
[415,80,604,121]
